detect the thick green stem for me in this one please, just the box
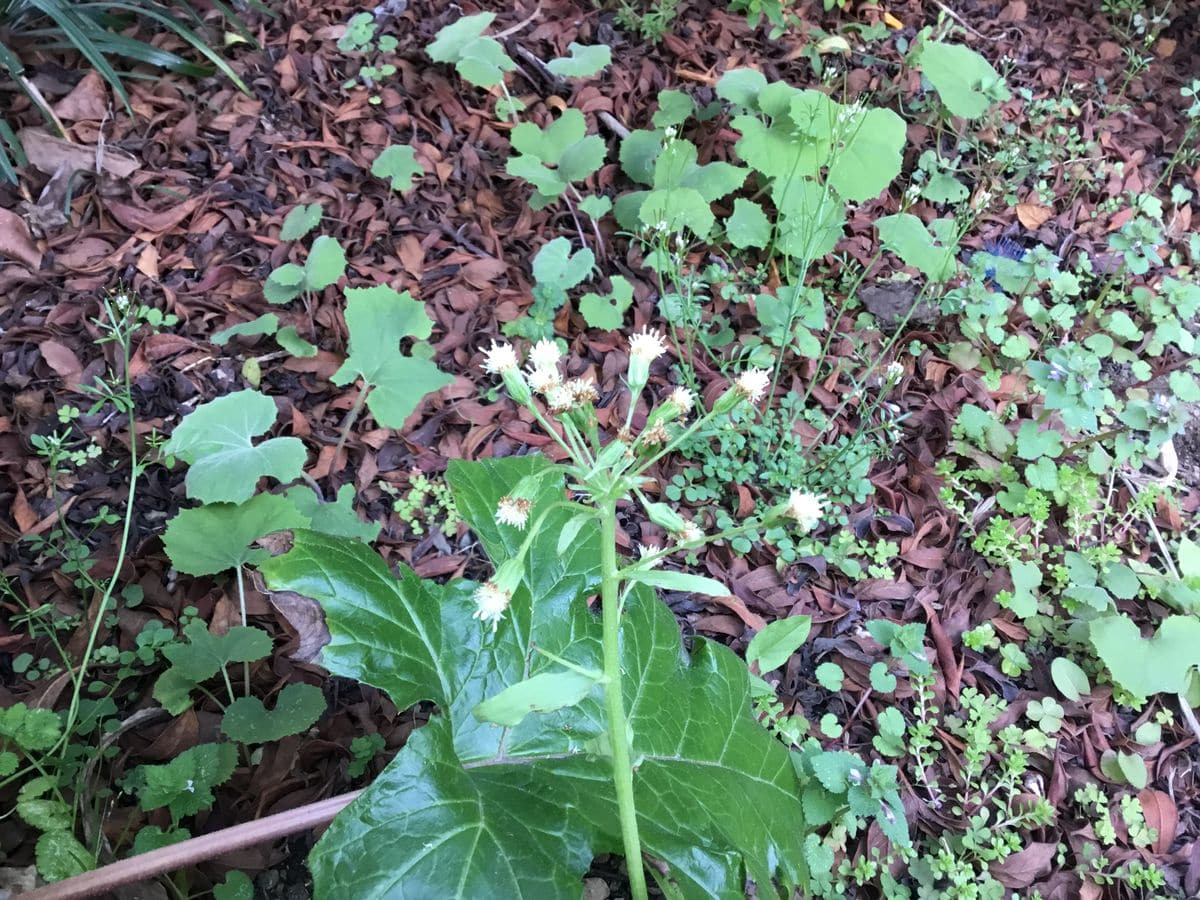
[598,499,648,900]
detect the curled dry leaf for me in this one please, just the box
[1137,788,1178,854]
[251,567,331,662]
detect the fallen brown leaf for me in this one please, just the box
[988,841,1056,888]
[38,339,83,386]
[1138,788,1178,854]
[18,127,140,178]
[52,71,109,121]
[0,208,42,269]
[1016,202,1053,230]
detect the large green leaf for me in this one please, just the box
[1090,614,1200,699]
[827,106,905,202]
[163,390,306,504]
[331,286,453,428]
[260,457,807,899]
[911,38,1010,119]
[876,214,959,282]
[161,493,310,577]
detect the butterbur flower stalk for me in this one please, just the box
[475,330,788,900]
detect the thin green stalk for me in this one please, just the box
[235,564,250,695]
[598,498,648,900]
[333,380,371,465]
[61,309,140,749]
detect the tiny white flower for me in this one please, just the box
[472,581,512,632]
[784,490,825,532]
[482,341,520,375]
[528,367,562,395]
[664,125,677,140]
[735,368,771,404]
[629,327,668,363]
[886,361,905,382]
[495,496,532,529]
[669,386,694,416]
[637,544,664,568]
[528,339,562,373]
[545,383,575,413]
[675,521,704,547]
[566,378,598,405]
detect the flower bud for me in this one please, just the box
[644,501,687,534]
[502,368,533,406]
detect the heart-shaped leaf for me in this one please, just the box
[546,43,611,78]
[911,38,1011,119]
[221,682,326,743]
[280,203,323,242]
[371,146,424,192]
[163,390,307,505]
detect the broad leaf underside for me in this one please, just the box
[261,457,806,899]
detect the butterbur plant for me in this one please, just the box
[261,332,823,898]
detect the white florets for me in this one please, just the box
[674,521,704,547]
[495,496,532,529]
[528,367,562,395]
[528,339,562,373]
[735,368,771,404]
[472,581,512,632]
[629,327,669,364]
[482,341,519,375]
[566,378,598,405]
[545,383,575,414]
[785,490,825,533]
[669,386,694,415]
[637,544,664,568]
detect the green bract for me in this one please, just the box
[261,456,809,899]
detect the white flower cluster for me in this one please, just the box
[480,339,596,415]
